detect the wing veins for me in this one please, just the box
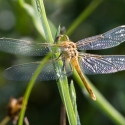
[76,25,125,50]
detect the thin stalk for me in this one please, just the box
[18,54,51,125]
[60,104,66,125]
[66,0,104,36]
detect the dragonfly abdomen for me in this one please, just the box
[70,57,96,100]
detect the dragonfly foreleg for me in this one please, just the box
[56,53,63,60]
[61,57,68,74]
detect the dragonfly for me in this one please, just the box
[1,25,125,100]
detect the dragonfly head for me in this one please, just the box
[55,35,70,44]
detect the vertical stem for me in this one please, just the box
[60,104,66,125]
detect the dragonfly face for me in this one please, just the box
[1,25,125,100]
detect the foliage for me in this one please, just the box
[0,0,125,125]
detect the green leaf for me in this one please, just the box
[69,80,81,125]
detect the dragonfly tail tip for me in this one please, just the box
[91,94,96,101]
[89,89,96,101]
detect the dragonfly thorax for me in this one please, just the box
[60,41,78,60]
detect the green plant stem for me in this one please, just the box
[73,70,125,125]
[18,54,51,125]
[66,0,104,36]
[35,0,77,124]
[35,0,54,42]
[18,0,46,39]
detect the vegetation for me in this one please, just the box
[0,0,125,125]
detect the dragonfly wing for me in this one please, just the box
[2,60,72,81]
[0,38,56,56]
[79,53,125,74]
[76,25,125,50]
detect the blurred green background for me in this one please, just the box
[0,0,125,125]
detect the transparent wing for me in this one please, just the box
[0,38,56,56]
[79,53,125,74]
[2,60,72,81]
[76,25,125,50]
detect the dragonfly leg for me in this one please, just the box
[56,57,72,81]
[60,57,67,75]
[65,63,73,76]
[62,58,73,76]
[56,53,63,60]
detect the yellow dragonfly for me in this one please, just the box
[1,25,125,100]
